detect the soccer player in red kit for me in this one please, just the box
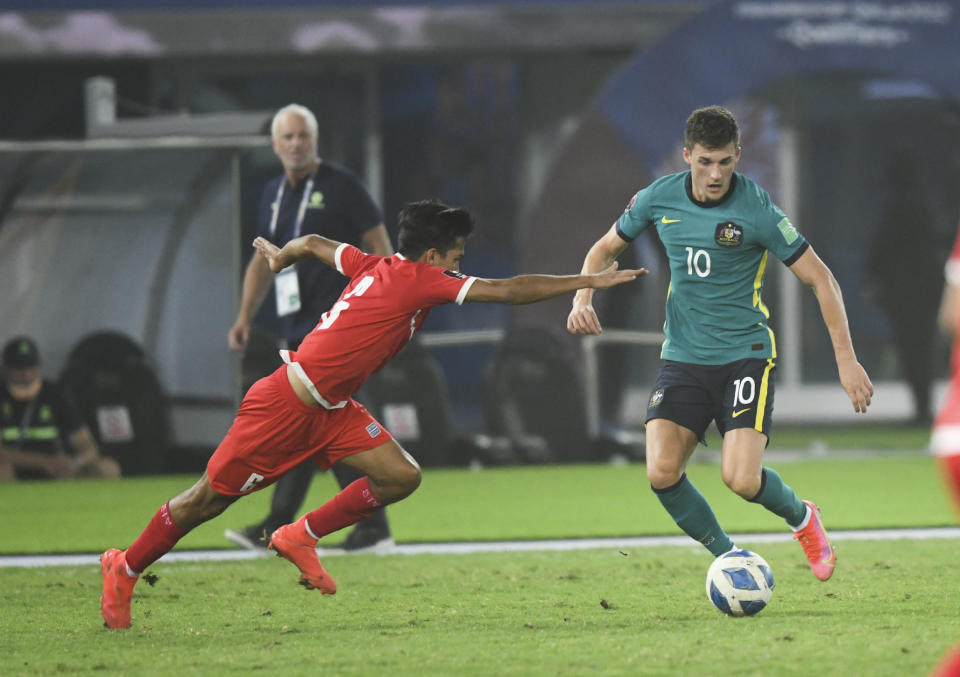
[100,199,645,629]
[931,222,960,518]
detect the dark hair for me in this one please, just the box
[397,199,475,260]
[684,105,740,151]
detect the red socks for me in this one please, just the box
[304,477,383,539]
[124,502,188,575]
[121,479,384,573]
[939,455,960,518]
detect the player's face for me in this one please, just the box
[3,366,42,401]
[428,238,466,272]
[683,142,740,202]
[272,112,318,176]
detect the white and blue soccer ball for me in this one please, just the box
[705,549,774,617]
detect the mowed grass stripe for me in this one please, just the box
[1,452,954,554]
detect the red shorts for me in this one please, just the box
[207,366,393,495]
[932,378,960,457]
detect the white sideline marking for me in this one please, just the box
[2,527,959,568]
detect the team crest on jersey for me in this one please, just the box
[443,269,466,280]
[649,388,664,407]
[715,222,744,247]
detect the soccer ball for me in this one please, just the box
[705,549,774,617]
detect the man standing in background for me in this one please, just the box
[226,103,395,552]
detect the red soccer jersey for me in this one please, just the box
[280,244,475,408]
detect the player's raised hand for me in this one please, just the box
[252,237,285,273]
[588,262,648,289]
[567,263,646,335]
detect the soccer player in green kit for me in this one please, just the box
[567,105,874,580]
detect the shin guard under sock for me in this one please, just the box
[748,467,807,527]
[304,477,383,539]
[124,502,189,574]
[653,473,734,556]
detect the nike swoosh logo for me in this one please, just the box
[661,216,681,224]
[732,408,752,418]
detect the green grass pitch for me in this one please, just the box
[2,448,959,675]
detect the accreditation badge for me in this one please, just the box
[275,265,301,316]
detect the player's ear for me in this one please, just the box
[421,247,441,265]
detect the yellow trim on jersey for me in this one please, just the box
[767,325,777,359]
[754,358,775,432]
[752,251,770,319]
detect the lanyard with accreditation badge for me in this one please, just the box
[270,172,315,317]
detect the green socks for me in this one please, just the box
[653,468,807,556]
[653,474,734,557]
[748,467,807,527]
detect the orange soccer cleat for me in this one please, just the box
[100,548,138,629]
[793,500,837,581]
[269,518,337,594]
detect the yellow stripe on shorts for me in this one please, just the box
[754,358,775,432]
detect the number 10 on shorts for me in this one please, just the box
[733,377,755,406]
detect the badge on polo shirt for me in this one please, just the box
[275,265,301,316]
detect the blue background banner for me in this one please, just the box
[596,0,960,172]
[5,0,701,11]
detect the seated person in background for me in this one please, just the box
[0,336,120,481]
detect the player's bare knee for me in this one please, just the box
[368,461,420,503]
[723,471,760,499]
[394,461,422,497]
[646,463,682,490]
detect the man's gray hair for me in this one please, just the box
[271,103,319,141]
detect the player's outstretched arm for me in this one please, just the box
[465,262,646,306]
[789,245,874,413]
[252,234,342,273]
[567,224,632,335]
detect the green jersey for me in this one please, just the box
[617,171,807,365]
